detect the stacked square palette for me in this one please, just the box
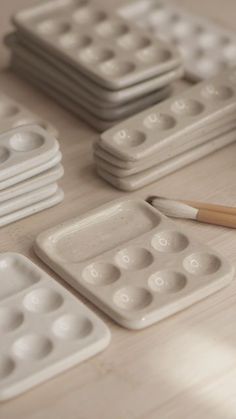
[0,125,64,227]
[118,0,236,81]
[94,68,236,191]
[7,0,183,131]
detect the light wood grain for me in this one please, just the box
[0,1,236,418]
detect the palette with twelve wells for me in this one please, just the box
[118,0,236,81]
[7,0,184,130]
[94,68,236,190]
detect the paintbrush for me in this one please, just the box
[146,196,236,228]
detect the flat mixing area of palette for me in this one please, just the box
[0,253,110,401]
[34,198,235,329]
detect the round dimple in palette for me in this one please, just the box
[96,20,129,38]
[115,247,154,270]
[113,129,146,148]
[82,262,121,286]
[0,254,110,401]
[37,19,71,36]
[143,112,176,130]
[183,253,222,275]
[52,314,93,340]
[34,198,235,330]
[148,271,187,293]
[59,33,92,49]
[79,46,115,65]
[9,130,45,152]
[113,286,153,311]
[151,230,189,253]
[12,334,53,360]
[170,98,204,116]
[117,33,152,51]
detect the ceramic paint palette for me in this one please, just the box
[0,91,57,136]
[34,198,235,330]
[118,0,236,81]
[0,125,64,227]
[98,68,236,161]
[0,151,62,191]
[0,188,64,227]
[9,43,172,121]
[0,253,110,400]
[0,164,63,203]
[12,0,181,90]
[94,113,236,175]
[8,32,182,105]
[97,130,236,191]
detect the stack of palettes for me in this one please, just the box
[6,0,183,131]
[0,92,64,227]
[94,68,236,191]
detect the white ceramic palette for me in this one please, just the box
[0,183,58,217]
[0,91,57,137]
[0,151,62,191]
[34,198,235,329]
[0,188,64,228]
[99,68,236,161]
[0,164,63,203]
[12,0,181,90]
[9,43,172,121]
[96,130,236,191]
[7,32,183,105]
[94,111,236,174]
[0,253,110,400]
[118,0,236,81]
[0,125,59,182]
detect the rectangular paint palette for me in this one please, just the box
[12,0,181,90]
[118,0,236,81]
[98,68,236,161]
[94,113,236,175]
[34,198,235,330]
[96,130,236,190]
[0,253,110,400]
[0,125,59,182]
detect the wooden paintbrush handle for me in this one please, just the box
[182,200,236,215]
[197,209,236,228]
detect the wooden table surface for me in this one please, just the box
[1,1,236,418]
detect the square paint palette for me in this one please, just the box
[0,253,110,401]
[34,198,235,330]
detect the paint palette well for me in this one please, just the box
[34,198,235,329]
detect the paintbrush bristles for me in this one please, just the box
[148,196,199,220]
